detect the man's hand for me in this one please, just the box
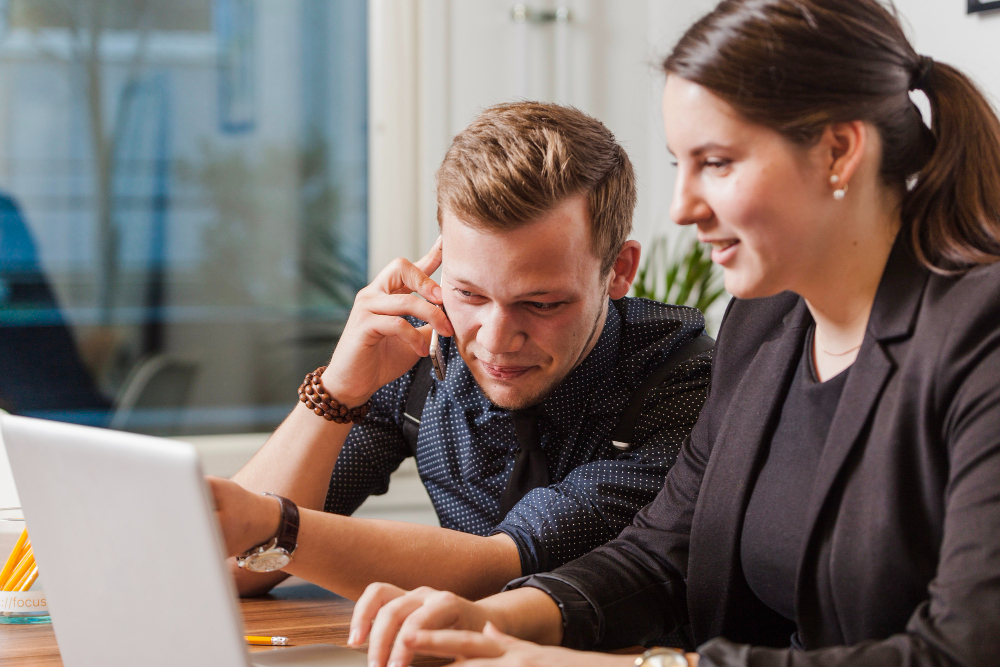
[348,582,492,667]
[322,237,453,407]
[206,476,281,558]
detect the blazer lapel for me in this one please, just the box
[688,300,810,640]
[794,235,930,634]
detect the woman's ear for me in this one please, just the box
[824,120,867,188]
[607,240,641,299]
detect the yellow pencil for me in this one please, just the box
[15,565,38,592]
[245,636,289,646]
[0,529,28,588]
[1,547,34,592]
[10,553,36,591]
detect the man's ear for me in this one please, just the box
[607,240,641,299]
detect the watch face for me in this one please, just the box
[244,549,291,573]
[648,652,688,667]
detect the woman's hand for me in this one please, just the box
[348,582,493,667]
[407,622,667,667]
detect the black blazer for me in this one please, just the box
[515,236,1000,665]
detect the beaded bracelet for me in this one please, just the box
[297,366,371,423]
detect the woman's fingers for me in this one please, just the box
[387,590,485,667]
[367,587,444,667]
[407,629,507,659]
[350,582,407,647]
[482,621,518,643]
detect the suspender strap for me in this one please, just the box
[402,355,435,456]
[609,334,714,452]
[402,331,713,455]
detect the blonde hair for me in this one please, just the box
[436,102,637,275]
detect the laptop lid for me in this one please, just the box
[2,415,252,667]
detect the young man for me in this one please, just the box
[208,102,712,601]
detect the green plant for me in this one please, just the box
[632,234,727,313]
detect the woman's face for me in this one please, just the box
[662,75,838,299]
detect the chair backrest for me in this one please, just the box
[109,354,198,433]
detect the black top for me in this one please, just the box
[507,234,1000,666]
[741,326,849,621]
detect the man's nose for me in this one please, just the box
[476,305,526,356]
[670,170,713,227]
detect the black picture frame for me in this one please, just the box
[969,0,1000,13]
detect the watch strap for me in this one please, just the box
[263,492,300,556]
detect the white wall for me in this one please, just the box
[369,0,1000,274]
[898,1,1000,108]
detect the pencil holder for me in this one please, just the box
[0,508,49,624]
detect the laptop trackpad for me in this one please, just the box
[251,644,369,666]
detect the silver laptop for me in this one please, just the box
[1,414,368,667]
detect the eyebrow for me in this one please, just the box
[448,277,558,300]
[666,142,730,158]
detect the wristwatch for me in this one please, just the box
[236,493,300,573]
[634,647,689,667]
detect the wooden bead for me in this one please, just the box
[297,365,371,424]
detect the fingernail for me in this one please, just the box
[369,661,378,667]
[348,629,360,645]
[389,661,403,667]
[433,286,443,301]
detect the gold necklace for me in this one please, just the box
[816,337,862,357]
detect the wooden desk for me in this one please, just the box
[0,580,440,666]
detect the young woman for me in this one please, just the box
[346,1,1000,665]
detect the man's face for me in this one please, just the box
[440,194,611,410]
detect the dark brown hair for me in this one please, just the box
[663,0,1000,274]
[436,102,637,275]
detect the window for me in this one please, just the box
[0,0,368,435]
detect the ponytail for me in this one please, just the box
[663,0,1000,275]
[904,62,1000,274]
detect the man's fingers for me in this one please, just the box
[364,293,453,336]
[367,315,433,357]
[413,235,444,277]
[406,629,507,660]
[204,476,224,510]
[349,583,407,648]
[374,257,443,306]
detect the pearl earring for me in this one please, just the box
[830,174,847,200]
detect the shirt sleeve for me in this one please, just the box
[323,371,413,516]
[493,351,711,576]
[505,415,712,649]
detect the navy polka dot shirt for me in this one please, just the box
[325,297,712,575]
